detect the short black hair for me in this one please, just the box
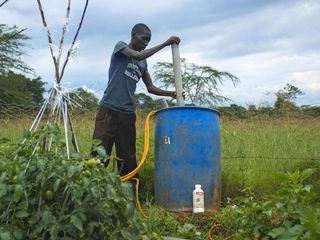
[131,23,151,36]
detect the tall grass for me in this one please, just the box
[220,117,320,200]
[1,112,319,201]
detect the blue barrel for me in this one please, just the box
[154,107,221,212]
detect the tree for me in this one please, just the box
[0,24,32,74]
[71,87,99,112]
[135,93,165,113]
[247,104,258,115]
[301,105,320,118]
[217,104,248,119]
[274,83,304,109]
[153,58,239,107]
[0,71,45,108]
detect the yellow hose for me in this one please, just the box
[120,110,156,182]
[120,110,156,216]
[131,177,147,218]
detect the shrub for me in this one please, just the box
[209,168,320,239]
[0,124,159,239]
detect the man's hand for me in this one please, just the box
[170,91,185,99]
[165,36,180,46]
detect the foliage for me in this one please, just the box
[71,87,99,112]
[275,84,304,103]
[217,104,248,119]
[215,102,320,119]
[135,93,170,114]
[210,169,320,239]
[153,59,239,107]
[0,71,45,108]
[0,114,319,239]
[301,105,320,118]
[0,124,160,239]
[274,84,304,110]
[146,205,203,239]
[0,24,33,74]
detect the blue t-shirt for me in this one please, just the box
[100,41,148,113]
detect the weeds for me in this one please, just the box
[0,114,319,239]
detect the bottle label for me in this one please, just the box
[195,192,204,209]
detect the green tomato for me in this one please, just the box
[85,159,97,167]
[84,170,92,177]
[12,175,18,184]
[44,190,54,201]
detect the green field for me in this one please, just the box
[0,112,320,240]
[1,112,319,200]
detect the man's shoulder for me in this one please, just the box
[115,41,128,47]
[113,41,128,54]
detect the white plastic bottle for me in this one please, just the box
[193,184,204,213]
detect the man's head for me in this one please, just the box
[130,23,151,51]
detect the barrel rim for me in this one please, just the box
[155,106,219,115]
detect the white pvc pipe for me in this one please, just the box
[171,43,185,106]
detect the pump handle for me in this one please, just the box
[171,43,185,106]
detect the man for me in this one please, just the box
[92,23,180,178]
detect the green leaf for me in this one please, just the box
[269,227,286,238]
[278,225,305,240]
[53,179,61,192]
[71,215,83,231]
[23,128,31,140]
[14,184,24,202]
[15,209,29,218]
[67,166,78,178]
[298,206,320,235]
[0,137,9,144]
[0,232,11,240]
[94,145,108,159]
[121,229,134,239]
[300,168,316,182]
[303,184,312,192]
[0,184,7,198]
[13,229,23,239]
[42,210,56,224]
[275,202,284,209]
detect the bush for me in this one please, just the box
[209,169,320,239]
[0,124,159,239]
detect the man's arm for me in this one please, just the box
[121,36,180,61]
[142,70,176,97]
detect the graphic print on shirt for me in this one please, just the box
[124,62,142,82]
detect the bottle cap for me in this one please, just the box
[195,184,201,188]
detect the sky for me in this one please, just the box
[1,0,320,107]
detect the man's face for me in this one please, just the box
[132,28,151,51]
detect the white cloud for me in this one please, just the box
[1,0,320,106]
[94,0,189,16]
[292,71,320,92]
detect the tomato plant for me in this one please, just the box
[0,124,160,239]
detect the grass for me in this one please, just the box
[220,117,320,200]
[1,112,319,201]
[1,112,319,239]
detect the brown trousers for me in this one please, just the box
[92,106,138,177]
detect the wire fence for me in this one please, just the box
[0,99,96,120]
[222,155,320,161]
[1,96,320,121]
